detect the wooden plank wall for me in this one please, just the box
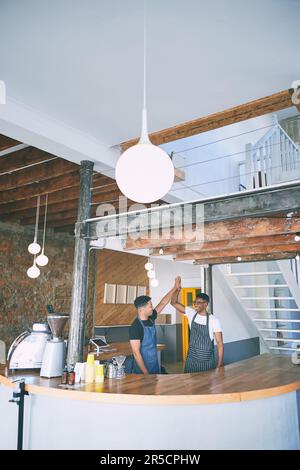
[95,249,149,326]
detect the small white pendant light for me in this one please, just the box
[145,261,153,271]
[36,194,49,267]
[115,1,174,203]
[28,196,41,255]
[150,278,159,287]
[27,256,40,279]
[147,269,156,279]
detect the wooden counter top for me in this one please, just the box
[1,354,300,405]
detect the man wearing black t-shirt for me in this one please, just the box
[129,277,180,374]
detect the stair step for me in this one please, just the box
[234,284,288,288]
[259,328,300,333]
[247,308,300,311]
[254,318,300,323]
[270,346,299,351]
[241,297,293,300]
[228,272,282,276]
[264,337,300,343]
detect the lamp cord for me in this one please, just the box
[143,0,147,111]
[34,195,40,243]
[42,194,48,252]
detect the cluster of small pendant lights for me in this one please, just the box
[27,195,49,279]
[145,249,164,287]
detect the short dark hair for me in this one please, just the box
[196,293,210,303]
[134,295,151,309]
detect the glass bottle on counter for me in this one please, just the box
[67,366,76,386]
[61,365,68,384]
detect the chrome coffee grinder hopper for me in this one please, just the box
[40,314,69,378]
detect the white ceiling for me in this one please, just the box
[0,0,299,170]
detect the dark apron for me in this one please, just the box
[184,312,215,373]
[132,316,160,374]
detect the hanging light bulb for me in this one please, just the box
[36,194,49,267]
[28,242,41,255]
[295,234,300,242]
[147,270,156,279]
[159,248,164,255]
[115,3,174,203]
[150,278,159,287]
[36,253,49,266]
[237,256,242,262]
[28,195,41,254]
[27,258,40,279]
[145,261,153,271]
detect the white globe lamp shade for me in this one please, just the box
[27,265,40,279]
[147,270,156,279]
[150,278,159,287]
[36,253,49,267]
[116,143,175,203]
[145,262,153,271]
[28,242,41,255]
[295,235,300,242]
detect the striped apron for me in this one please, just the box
[184,312,215,373]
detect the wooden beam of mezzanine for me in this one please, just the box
[0,146,57,175]
[120,89,295,151]
[88,182,300,240]
[193,252,296,265]
[174,242,300,262]
[150,233,300,256]
[0,134,21,152]
[125,216,300,251]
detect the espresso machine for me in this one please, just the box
[40,313,69,378]
[7,322,51,370]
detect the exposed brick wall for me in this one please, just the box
[0,222,95,353]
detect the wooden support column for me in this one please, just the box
[204,265,213,315]
[67,161,94,366]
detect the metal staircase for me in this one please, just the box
[221,260,300,355]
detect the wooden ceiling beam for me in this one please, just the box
[3,189,123,222]
[150,233,299,256]
[125,216,300,250]
[120,89,295,151]
[0,134,21,151]
[0,157,78,191]
[174,242,300,261]
[0,172,116,207]
[193,252,296,265]
[0,171,81,204]
[0,146,58,175]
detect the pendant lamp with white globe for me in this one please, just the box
[115,3,174,203]
[27,257,40,279]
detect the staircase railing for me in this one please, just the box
[245,119,300,189]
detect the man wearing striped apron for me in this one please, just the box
[172,285,224,373]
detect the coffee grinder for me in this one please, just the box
[40,314,69,378]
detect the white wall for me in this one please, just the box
[213,266,258,344]
[151,258,258,344]
[149,257,202,323]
